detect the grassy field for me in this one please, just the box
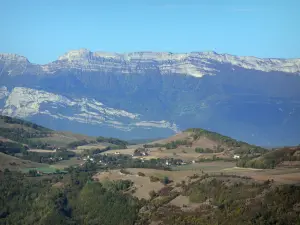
[76,142,112,150]
[51,157,85,169]
[93,168,201,200]
[0,152,48,171]
[100,148,136,155]
[222,167,300,184]
[172,161,236,172]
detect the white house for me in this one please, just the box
[233,155,240,159]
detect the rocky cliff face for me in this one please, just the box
[1,49,300,77]
[0,49,300,146]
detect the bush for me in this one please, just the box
[158,186,173,196]
[150,176,160,182]
[137,172,145,176]
[189,174,199,179]
[120,169,131,175]
[28,169,38,177]
[195,147,213,153]
[149,190,157,199]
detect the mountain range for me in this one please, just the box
[0,49,300,146]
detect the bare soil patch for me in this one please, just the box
[0,137,16,143]
[52,182,65,188]
[191,136,218,149]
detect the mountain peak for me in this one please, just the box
[58,48,92,61]
[0,53,29,63]
[2,49,300,77]
[53,49,300,75]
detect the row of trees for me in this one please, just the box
[144,139,191,149]
[0,141,28,154]
[67,136,129,149]
[195,147,213,153]
[21,149,75,164]
[96,136,128,148]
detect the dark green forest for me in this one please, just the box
[0,168,142,225]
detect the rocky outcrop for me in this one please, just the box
[1,49,300,77]
[1,87,179,135]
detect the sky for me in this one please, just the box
[1,0,299,64]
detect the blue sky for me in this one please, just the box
[1,0,299,64]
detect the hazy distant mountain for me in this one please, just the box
[0,49,300,146]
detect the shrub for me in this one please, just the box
[150,176,160,182]
[120,169,131,175]
[189,174,199,179]
[137,172,145,176]
[149,190,158,199]
[158,186,173,196]
[195,147,213,153]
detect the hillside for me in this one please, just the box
[0,152,47,171]
[141,128,267,160]
[1,50,300,146]
[1,120,300,225]
[0,115,130,161]
[237,146,300,169]
[0,115,103,150]
[2,166,300,225]
[186,128,267,155]
[0,115,131,170]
